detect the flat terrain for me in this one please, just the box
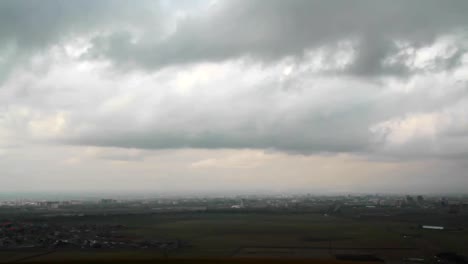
[0,209,467,263]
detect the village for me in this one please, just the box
[0,220,182,250]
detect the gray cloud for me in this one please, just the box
[0,0,163,83]
[2,1,468,193]
[84,0,468,76]
[0,0,162,48]
[0,0,468,160]
[48,57,467,157]
[2,0,468,78]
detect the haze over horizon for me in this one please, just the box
[1,0,468,194]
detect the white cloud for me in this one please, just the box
[371,113,443,146]
[28,111,69,139]
[191,150,275,169]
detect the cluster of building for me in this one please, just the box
[0,221,181,250]
[225,194,468,212]
[1,194,467,214]
[0,200,83,208]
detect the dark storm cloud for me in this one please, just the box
[0,0,160,49]
[0,0,162,82]
[85,0,468,75]
[2,0,468,76]
[67,121,370,154]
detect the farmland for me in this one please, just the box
[1,207,467,263]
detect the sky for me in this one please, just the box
[1,0,468,195]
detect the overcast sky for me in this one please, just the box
[1,0,468,195]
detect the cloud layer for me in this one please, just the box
[1,1,468,192]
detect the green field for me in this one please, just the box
[2,211,468,262]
